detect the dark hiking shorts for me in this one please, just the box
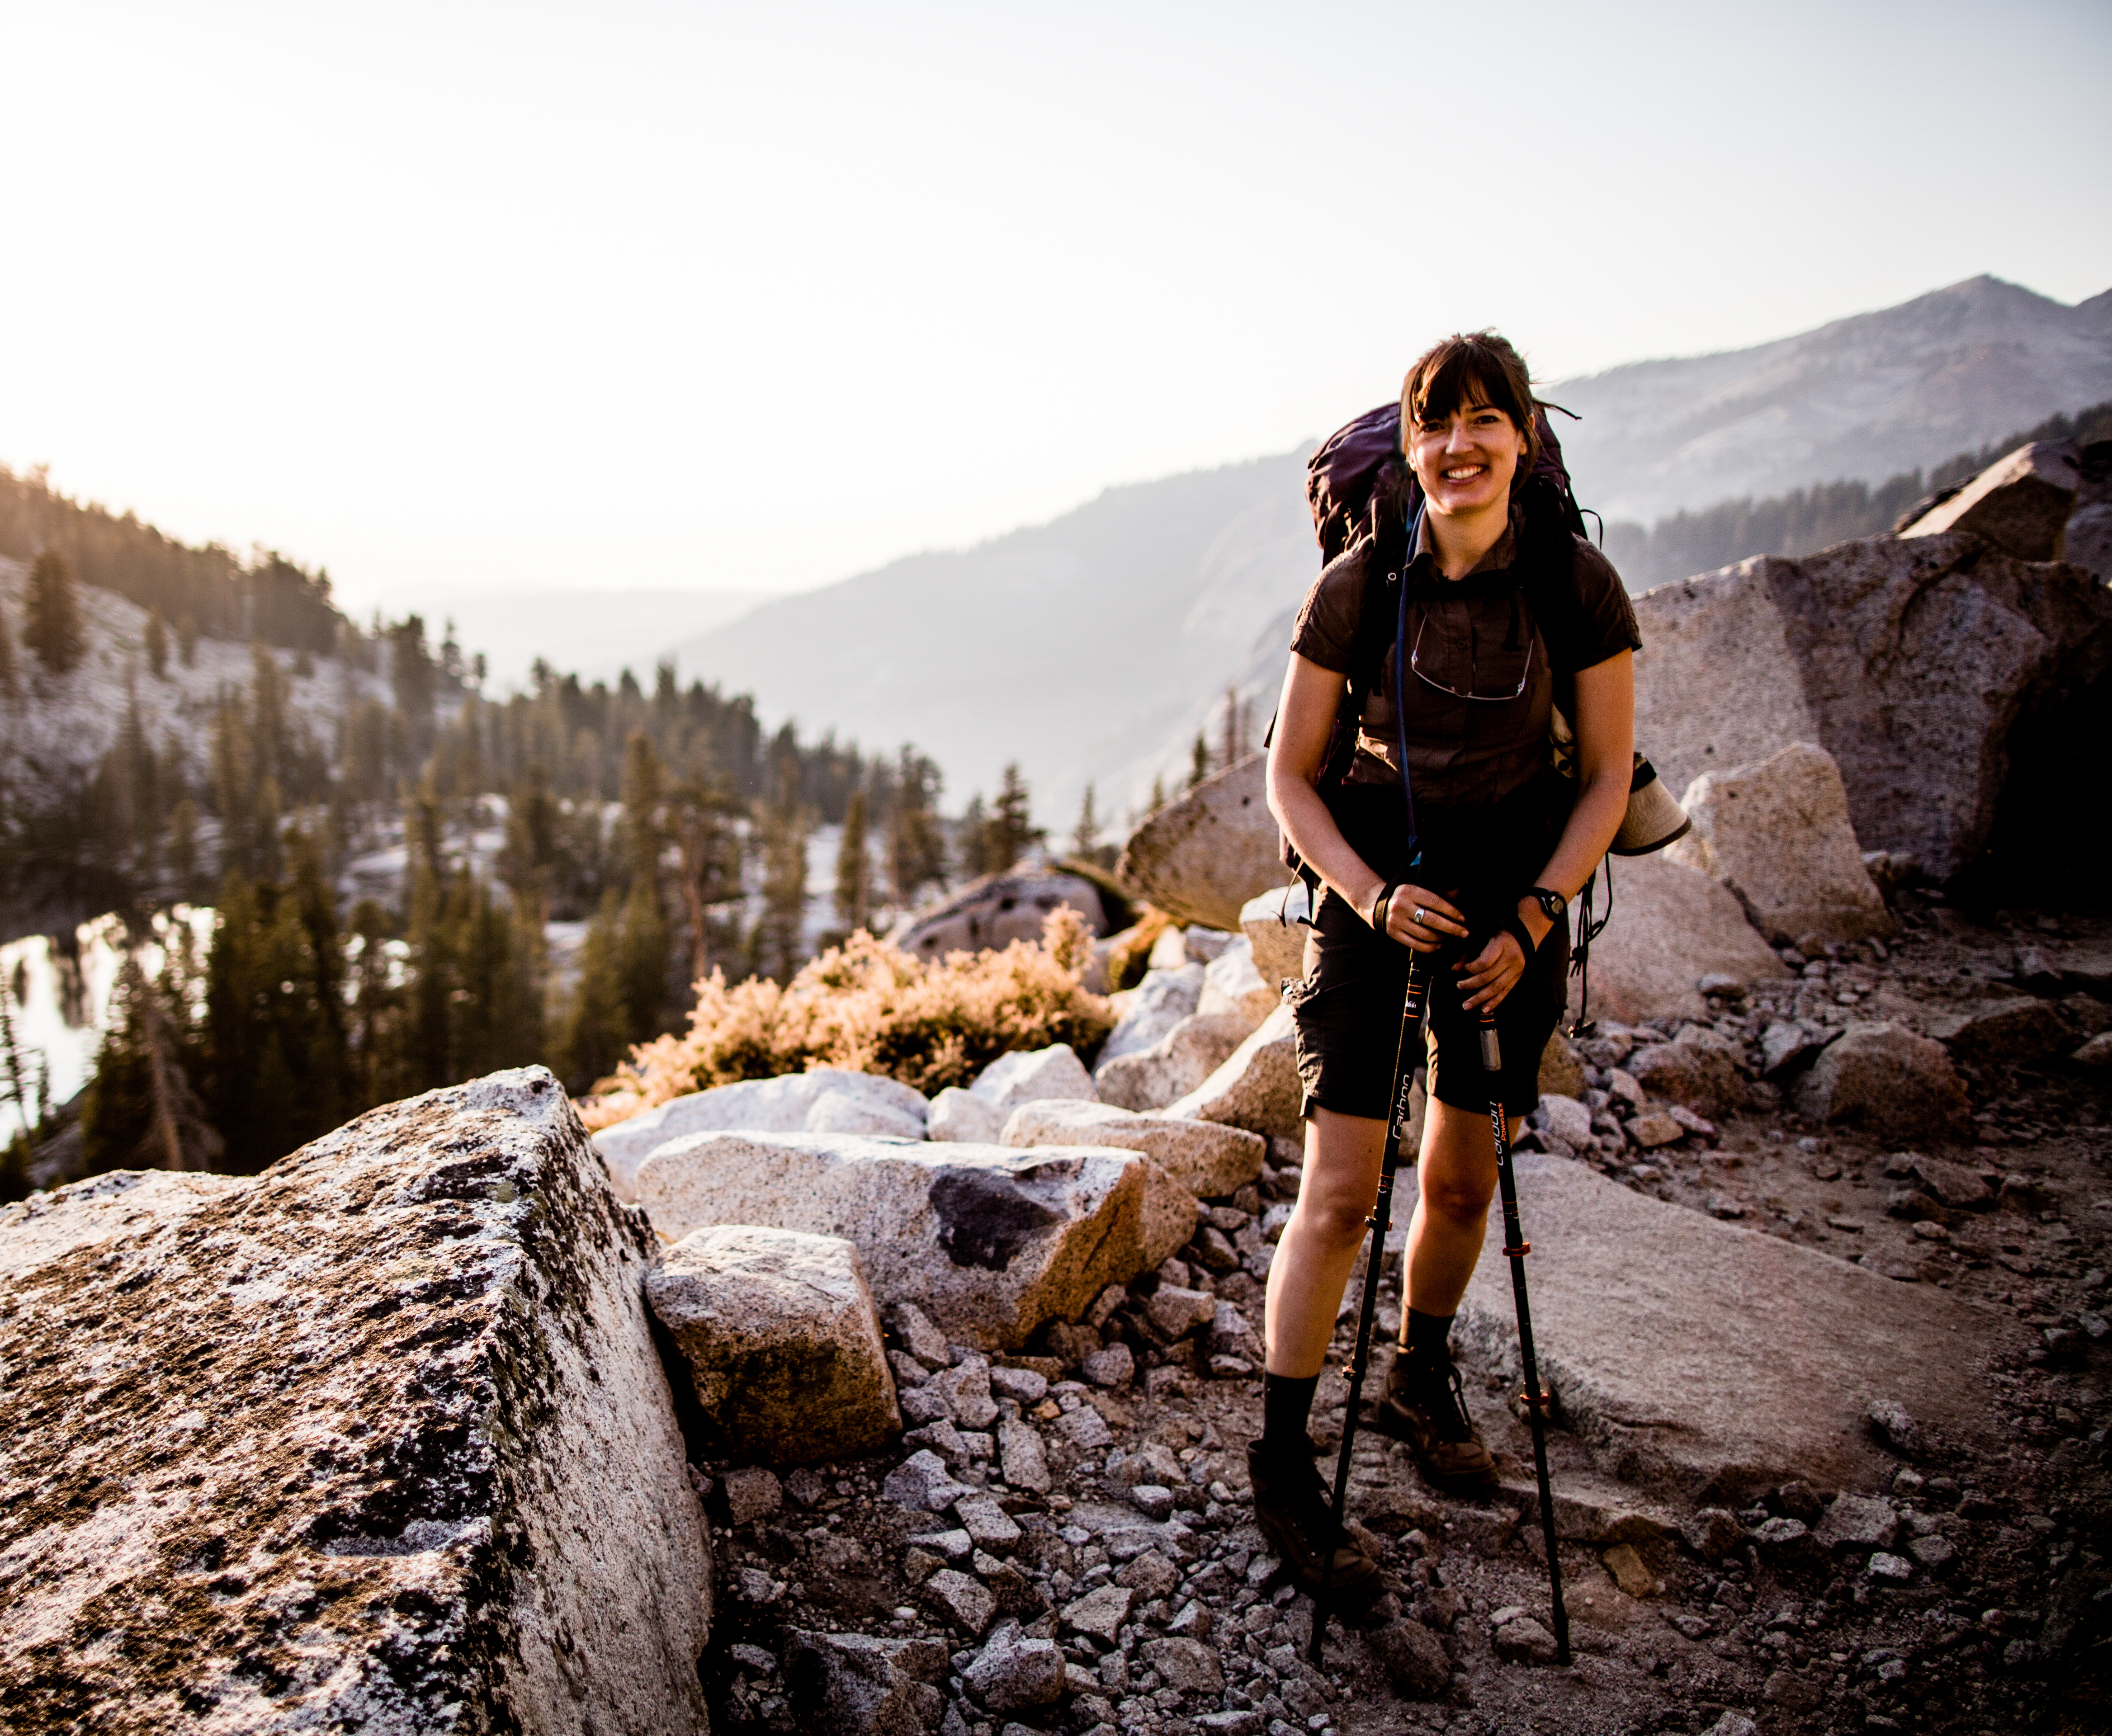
[1276,790,1579,1132]
[1288,865,1568,1122]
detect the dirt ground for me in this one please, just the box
[689,890,2112,1736]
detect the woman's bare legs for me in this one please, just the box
[1399,1097,1517,1339]
[1262,1094,1524,1377]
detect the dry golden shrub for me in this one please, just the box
[576,907,1112,1132]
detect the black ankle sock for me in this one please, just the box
[1405,1308,1455,1361]
[1260,1372,1319,1453]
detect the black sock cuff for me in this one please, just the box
[1260,1371,1320,1451]
[1406,1308,1455,1358]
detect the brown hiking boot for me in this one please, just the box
[1246,1439,1382,1603]
[1370,1346,1499,1495]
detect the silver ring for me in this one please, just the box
[1412,906,1426,926]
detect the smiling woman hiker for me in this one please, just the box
[1253,331,1640,1599]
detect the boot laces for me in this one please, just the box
[1399,1349,1476,1444]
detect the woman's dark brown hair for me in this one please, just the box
[1400,330,1540,474]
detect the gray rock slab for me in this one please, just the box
[1455,1152,2020,1504]
[1198,940,1279,1028]
[970,1043,1099,1109]
[592,1066,929,1198]
[894,869,1109,961]
[0,1068,713,1733]
[634,1132,1152,1351]
[647,1224,901,1466]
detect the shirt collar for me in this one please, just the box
[1410,500,1523,576]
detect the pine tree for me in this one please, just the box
[753,766,810,984]
[617,873,671,1039]
[987,763,1038,873]
[146,609,170,678]
[1219,686,1247,770]
[669,771,744,985]
[958,794,990,880]
[835,787,871,933]
[178,612,198,667]
[560,887,631,1092]
[1072,784,1100,859]
[24,550,86,676]
[168,798,201,901]
[79,948,221,1175]
[1189,733,1210,789]
[887,748,946,906]
[1148,775,1167,814]
[400,786,453,1092]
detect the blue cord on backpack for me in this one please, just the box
[1392,500,1426,881]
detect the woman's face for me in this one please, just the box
[1407,399,1528,518]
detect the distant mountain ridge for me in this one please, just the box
[1550,275,2112,522]
[653,274,2110,824]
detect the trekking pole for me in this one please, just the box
[1309,955,1429,1666]
[1476,1009,1572,1666]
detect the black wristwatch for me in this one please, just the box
[1526,886,1568,924]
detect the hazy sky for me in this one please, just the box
[4,0,2108,619]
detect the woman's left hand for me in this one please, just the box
[1455,932,1527,1013]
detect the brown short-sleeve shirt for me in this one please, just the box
[1289,507,1640,808]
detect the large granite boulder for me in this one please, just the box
[893,869,1110,961]
[999,1099,1266,1198]
[1093,1011,1252,1112]
[593,1066,930,1198]
[1095,965,1205,1069]
[647,1225,901,1466]
[1897,440,2081,561]
[633,1132,1153,1351]
[1631,531,2112,880]
[1793,1022,1970,1142]
[1456,1152,2020,1503]
[1569,850,1790,1026]
[0,1070,713,1733]
[1668,741,1896,946]
[1166,1002,1302,1142]
[1117,754,1281,931]
[970,1043,1097,1110]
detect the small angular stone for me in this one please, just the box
[1061,1582,1133,1643]
[922,1567,997,1634]
[1491,1614,1558,1663]
[723,1465,784,1526]
[1867,1551,1914,1582]
[954,1495,1022,1548]
[1815,1494,1899,1552]
[884,1448,971,1513]
[1128,1484,1176,1521]
[1866,1398,1926,1459]
[997,1418,1051,1494]
[1081,1344,1136,1389]
[1139,1635,1223,1695]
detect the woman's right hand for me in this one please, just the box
[1376,885,1468,953]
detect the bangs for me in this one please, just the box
[1409,351,1519,428]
